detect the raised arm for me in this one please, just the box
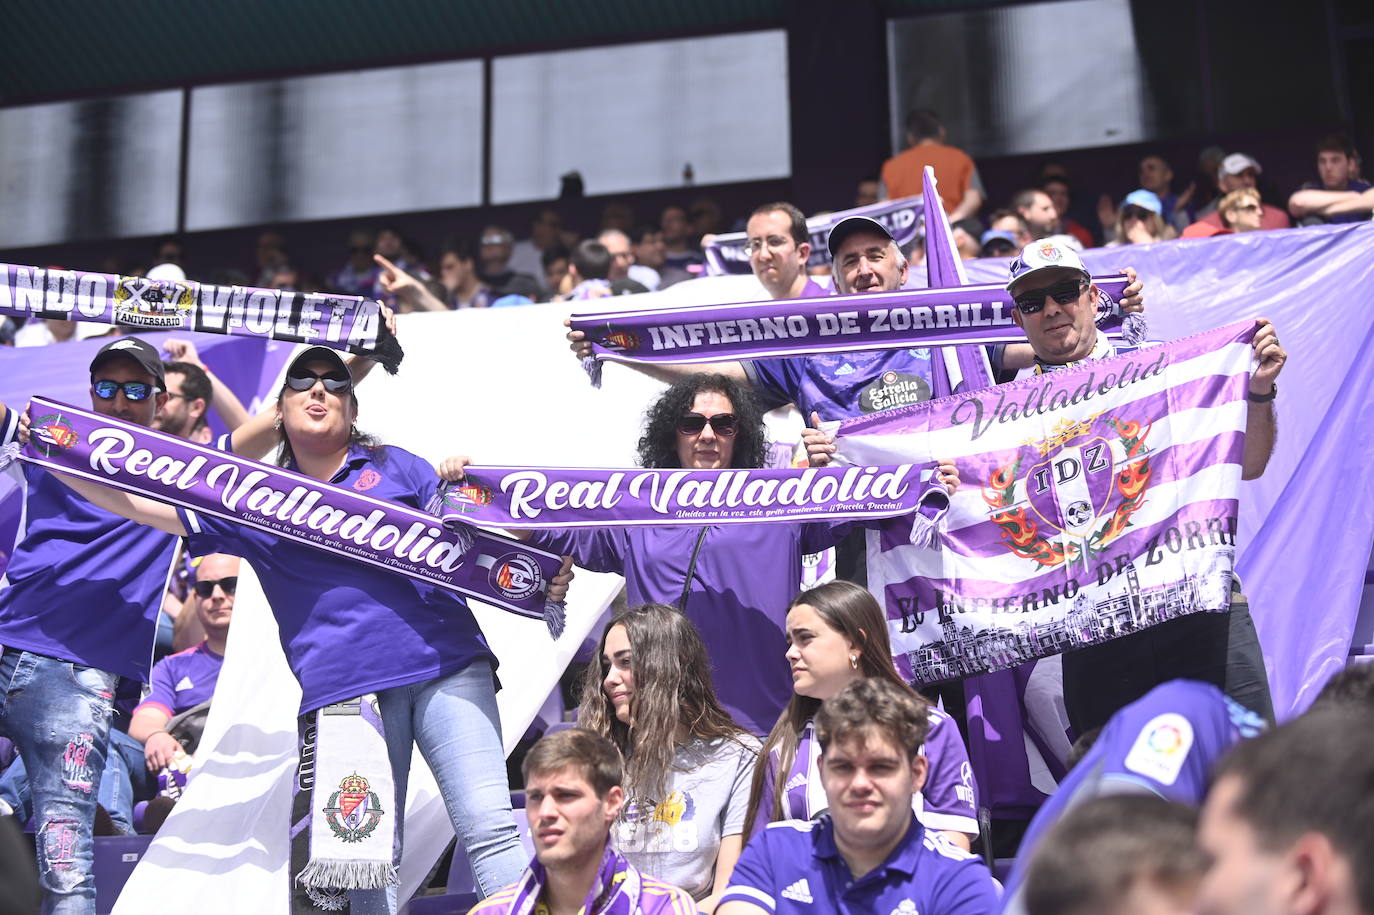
[1242,318,1286,480]
[48,470,187,536]
[163,338,252,432]
[564,317,749,385]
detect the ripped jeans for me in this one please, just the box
[0,648,117,915]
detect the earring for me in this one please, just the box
[272,415,282,430]
[849,654,858,670]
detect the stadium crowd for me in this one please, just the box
[0,108,1370,915]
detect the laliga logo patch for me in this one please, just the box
[113,276,195,329]
[442,481,494,514]
[489,551,543,602]
[31,413,79,456]
[353,468,382,492]
[598,328,641,353]
[1123,712,1194,786]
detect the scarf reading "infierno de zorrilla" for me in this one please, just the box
[570,277,1145,387]
[0,263,404,372]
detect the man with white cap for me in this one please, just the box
[1190,154,1291,232]
[1000,239,1286,732]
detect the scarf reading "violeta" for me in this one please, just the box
[570,278,1145,387]
[0,263,404,372]
[17,397,564,632]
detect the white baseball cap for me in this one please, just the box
[1006,240,1090,294]
[1218,153,1262,180]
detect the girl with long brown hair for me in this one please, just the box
[744,580,979,850]
[579,603,758,912]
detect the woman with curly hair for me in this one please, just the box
[579,603,758,912]
[526,373,866,735]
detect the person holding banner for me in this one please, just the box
[39,344,560,912]
[744,581,979,852]
[995,240,1286,733]
[577,603,759,912]
[0,336,178,913]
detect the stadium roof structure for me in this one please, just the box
[3,0,1009,104]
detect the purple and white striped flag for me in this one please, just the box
[835,320,1258,682]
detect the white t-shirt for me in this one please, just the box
[615,734,759,900]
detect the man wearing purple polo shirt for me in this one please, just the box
[0,336,177,913]
[719,678,998,915]
[129,553,237,772]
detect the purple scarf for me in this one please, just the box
[506,843,644,915]
[431,464,949,531]
[0,263,403,372]
[704,195,926,275]
[18,397,566,633]
[571,278,1144,387]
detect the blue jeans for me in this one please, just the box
[0,649,117,915]
[349,663,526,914]
[0,730,154,835]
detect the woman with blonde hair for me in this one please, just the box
[580,603,759,912]
[744,580,979,850]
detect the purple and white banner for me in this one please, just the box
[834,321,1257,681]
[432,463,940,529]
[0,264,403,371]
[18,397,560,622]
[571,276,1142,373]
[704,195,926,275]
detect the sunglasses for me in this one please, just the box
[676,412,738,436]
[193,576,238,598]
[1012,278,1089,315]
[92,380,160,401]
[285,371,352,394]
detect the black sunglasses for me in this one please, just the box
[193,576,238,598]
[676,412,738,436]
[1013,278,1088,315]
[285,370,352,394]
[92,380,160,402]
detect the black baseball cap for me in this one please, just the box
[285,345,351,380]
[826,216,895,259]
[89,337,166,388]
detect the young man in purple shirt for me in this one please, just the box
[719,678,998,915]
[469,728,697,915]
[0,337,178,912]
[129,552,237,771]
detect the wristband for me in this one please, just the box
[1246,384,1277,404]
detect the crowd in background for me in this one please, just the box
[1,108,1372,915]
[2,119,1370,351]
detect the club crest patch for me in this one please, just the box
[323,772,384,842]
[442,481,494,514]
[489,551,544,601]
[31,413,80,456]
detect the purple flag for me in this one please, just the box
[0,264,403,371]
[835,321,1257,681]
[704,195,925,276]
[18,397,563,625]
[430,463,942,529]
